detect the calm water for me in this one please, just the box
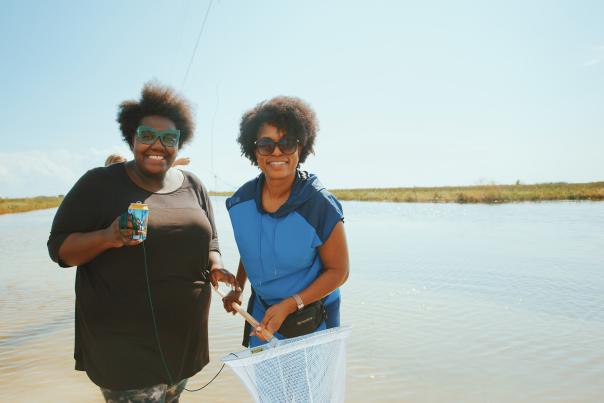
[1,199,603,402]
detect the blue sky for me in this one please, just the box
[1,0,602,197]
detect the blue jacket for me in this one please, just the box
[226,170,344,307]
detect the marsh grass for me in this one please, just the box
[0,193,232,215]
[0,196,65,215]
[331,182,604,204]
[2,182,603,214]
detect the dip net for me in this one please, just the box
[222,326,350,403]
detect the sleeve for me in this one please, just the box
[47,168,107,267]
[197,177,221,254]
[307,190,344,248]
[316,190,344,244]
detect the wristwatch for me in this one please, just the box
[292,294,304,311]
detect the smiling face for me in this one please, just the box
[132,115,178,177]
[255,123,300,181]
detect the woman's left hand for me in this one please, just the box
[210,268,240,290]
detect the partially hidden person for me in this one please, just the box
[105,154,190,168]
[105,153,127,166]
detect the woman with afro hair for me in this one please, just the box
[223,96,349,347]
[48,82,237,401]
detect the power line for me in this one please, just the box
[181,0,214,88]
[210,84,219,191]
[208,169,238,190]
[177,0,235,192]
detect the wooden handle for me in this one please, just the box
[213,286,274,341]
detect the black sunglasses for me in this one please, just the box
[254,137,299,156]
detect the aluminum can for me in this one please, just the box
[128,202,149,241]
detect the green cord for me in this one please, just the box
[141,242,174,386]
[141,241,227,392]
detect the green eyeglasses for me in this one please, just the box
[135,125,181,148]
[254,136,299,156]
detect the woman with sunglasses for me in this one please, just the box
[48,82,237,402]
[222,96,349,347]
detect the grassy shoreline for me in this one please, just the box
[0,196,65,215]
[331,182,604,204]
[2,182,603,215]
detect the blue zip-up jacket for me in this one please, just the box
[226,170,344,345]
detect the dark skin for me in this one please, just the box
[59,115,237,287]
[125,115,183,193]
[223,123,349,340]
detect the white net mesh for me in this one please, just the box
[222,326,350,403]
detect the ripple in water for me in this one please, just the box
[1,201,604,402]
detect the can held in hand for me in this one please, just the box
[127,201,149,241]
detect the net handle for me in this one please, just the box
[213,285,274,340]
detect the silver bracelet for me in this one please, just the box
[291,294,304,311]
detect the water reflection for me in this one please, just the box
[1,200,603,402]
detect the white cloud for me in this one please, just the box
[584,45,604,67]
[0,147,130,198]
[584,59,600,67]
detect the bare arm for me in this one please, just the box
[172,157,191,167]
[208,250,223,272]
[209,251,239,289]
[222,259,248,314]
[58,215,142,267]
[234,259,248,291]
[257,221,349,337]
[298,221,349,304]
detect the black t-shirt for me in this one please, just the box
[47,163,219,390]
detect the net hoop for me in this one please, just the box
[222,326,350,367]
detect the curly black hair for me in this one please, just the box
[238,96,318,165]
[117,81,194,149]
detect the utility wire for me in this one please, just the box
[207,168,238,191]
[210,84,219,191]
[178,0,235,192]
[181,0,214,88]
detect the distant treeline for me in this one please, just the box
[2,182,603,215]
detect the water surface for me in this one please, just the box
[1,199,603,402]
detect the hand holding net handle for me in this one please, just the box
[213,286,275,341]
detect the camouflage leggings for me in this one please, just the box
[100,378,187,403]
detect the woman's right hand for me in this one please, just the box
[105,214,144,248]
[222,290,243,315]
[57,214,143,267]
